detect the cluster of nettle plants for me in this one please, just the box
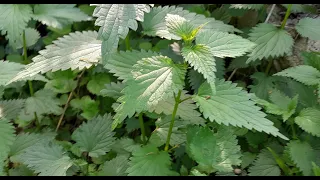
[0,4,320,176]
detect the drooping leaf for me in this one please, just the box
[186,126,241,173]
[274,65,320,86]
[126,144,178,176]
[8,31,102,83]
[98,155,129,176]
[248,149,280,176]
[196,30,256,58]
[193,80,288,140]
[247,23,294,63]
[33,4,91,29]
[71,114,116,157]
[295,17,320,41]
[295,108,320,137]
[113,56,186,129]
[22,141,73,176]
[0,4,33,49]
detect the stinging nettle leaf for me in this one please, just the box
[229,4,264,10]
[0,99,25,120]
[0,119,16,172]
[71,114,116,157]
[165,14,197,41]
[100,81,125,100]
[98,155,129,176]
[295,17,320,41]
[193,80,288,140]
[248,149,280,176]
[8,31,102,84]
[247,23,294,63]
[295,108,320,137]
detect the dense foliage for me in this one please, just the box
[0,4,320,176]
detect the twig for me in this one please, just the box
[227,68,238,81]
[55,69,86,132]
[265,4,276,23]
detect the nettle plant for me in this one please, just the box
[0,4,320,176]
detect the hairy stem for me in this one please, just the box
[139,113,146,144]
[280,4,292,29]
[55,70,86,132]
[23,30,40,128]
[227,68,238,81]
[164,90,182,151]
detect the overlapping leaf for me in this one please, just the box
[295,108,320,137]
[0,99,25,120]
[295,18,320,40]
[100,81,125,100]
[248,149,280,176]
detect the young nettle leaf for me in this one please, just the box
[33,4,92,29]
[105,50,159,81]
[8,31,102,84]
[301,52,320,71]
[248,149,281,176]
[0,99,25,120]
[274,65,320,86]
[141,5,240,40]
[247,23,294,63]
[256,89,298,121]
[113,56,187,129]
[100,81,125,100]
[87,73,111,95]
[22,141,73,176]
[229,4,264,10]
[126,144,179,176]
[193,80,288,140]
[91,4,152,61]
[186,126,241,173]
[295,18,320,41]
[295,108,320,137]
[286,140,320,176]
[165,14,195,41]
[0,4,33,49]
[182,44,217,93]
[71,114,116,157]
[98,155,129,176]
[70,96,99,120]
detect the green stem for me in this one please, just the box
[23,30,39,128]
[267,147,290,175]
[164,90,182,151]
[280,4,292,29]
[179,96,192,103]
[265,59,273,74]
[291,123,297,139]
[125,32,131,51]
[139,113,146,144]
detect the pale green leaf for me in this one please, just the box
[295,108,320,137]
[274,65,320,86]
[8,164,35,176]
[181,44,216,93]
[0,4,33,49]
[141,5,240,40]
[16,28,40,49]
[33,4,91,29]
[296,17,320,41]
[98,155,129,176]
[22,141,73,176]
[193,80,288,140]
[87,73,111,95]
[248,149,280,176]
[247,23,294,63]
[72,114,116,157]
[113,56,186,128]
[196,30,256,58]
[0,99,25,120]
[100,81,125,100]
[0,60,24,86]
[8,31,101,84]
[165,14,195,40]
[0,119,15,172]
[126,144,178,176]
[110,137,141,156]
[187,69,205,92]
[187,126,241,173]
[230,4,264,10]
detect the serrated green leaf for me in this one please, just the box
[230,4,264,10]
[0,4,33,49]
[248,149,280,176]
[70,96,99,120]
[282,4,317,14]
[8,164,35,176]
[287,140,319,176]
[111,137,141,156]
[165,14,195,40]
[301,51,320,71]
[16,28,40,49]
[141,5,240,40]
[0,119,15,174]
[100,81,125,100]
[193,80,288,140]
[105,50,159,81]
[0,99,25,120]
[190,168,207,176]
[187,69,205,92]
[113,56,186,128]
[125,117,140,133]
[274,65,320,86]
[212,7,231,24]
[0,60,24,86]
[247,23,294,63]
[87,73,111,95]
[245,131,268,149]
[295,108,320,137]
[296,18,320,41]
[8,31,101,84]
[182,44,216,93]
[22,141,73,176]
[25,89,62,116]
[33,4,91,29]
[241,152,257,169]
[44,70,77,94]
[196,30,256,58]
[187,126,241,173]
[72,114,116,157]
[98,155,129,176]
[126,144,178,176]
